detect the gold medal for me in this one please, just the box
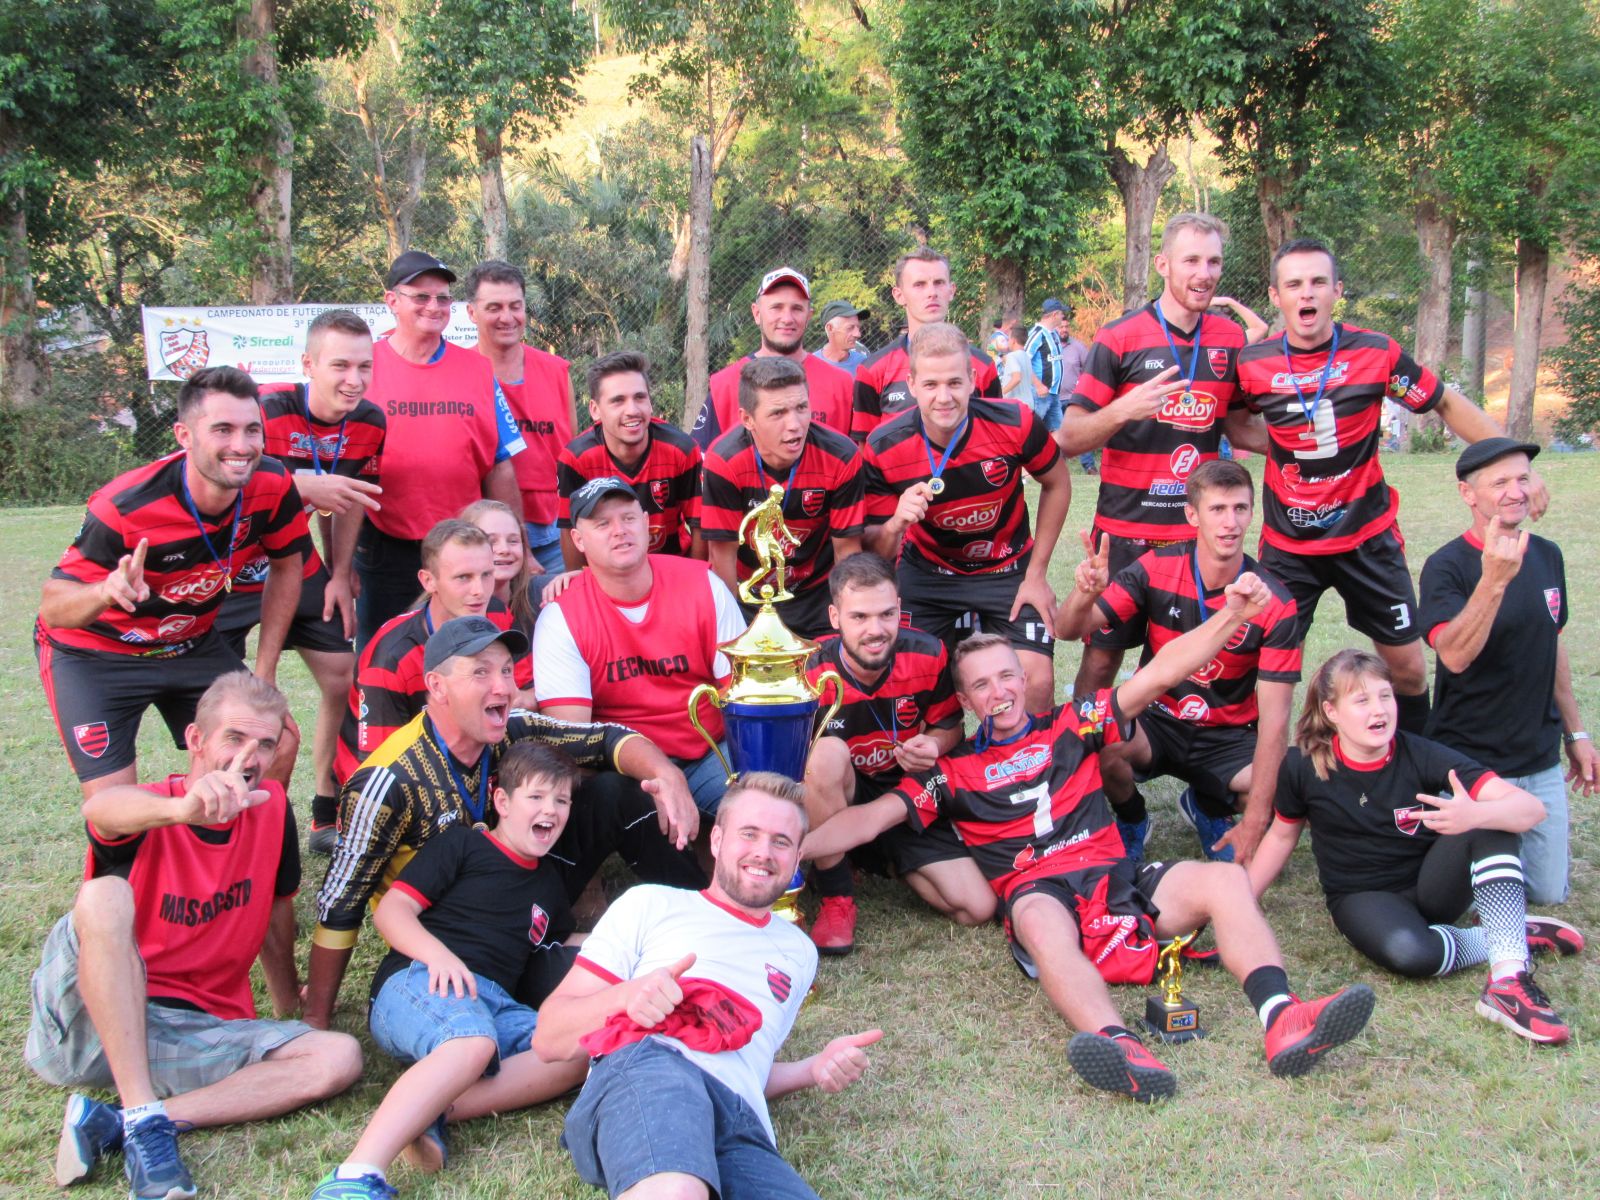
[1179,390,1198,406]
[316,508,334,519]
[223,576,232,593]
[472,821,488,832]
[929,477,946,496]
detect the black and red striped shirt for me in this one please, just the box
[335,600,529,783]
[1236,324,1443,555]
[40,453,311,657]
[230,383,385,593]
[1068,303,1245,541]
[863,398,1059,576]
[895,690,1131,901]
[557,420,701,555]
[806,628,960,781]
[694,354,854,449]
[1096,545,1301,727]
[850,334,1001,443]
[700,424,865,596]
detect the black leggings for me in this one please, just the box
[1326,828,1521,977]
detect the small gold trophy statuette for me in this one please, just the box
[1141,932,1207,1043]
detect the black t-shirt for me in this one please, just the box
[372,824,575,998]
[1420,530,1567,776]
[1275,733,1496,903]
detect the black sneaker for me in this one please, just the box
[55,1093,122,1186]
[1525,916,1585,958]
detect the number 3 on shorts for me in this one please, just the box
[1390,603,1411,631]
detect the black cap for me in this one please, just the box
[819,299,870,323]
[1455,437,1540,480]
[569,476,640,521]
[423,615,528,673]
[386,250,457,289]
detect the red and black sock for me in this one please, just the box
[311,793,338,828]
[811,858,855,898]
[1243,965,1293,1029]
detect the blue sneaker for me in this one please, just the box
[401,1109,449,1173]
[310,1171,400,1199]
[55,1093,123,1186]
[1176,788,1236,863]
[123,1113,195,1200]
[1116,816,1150,865]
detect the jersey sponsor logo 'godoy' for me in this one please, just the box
[932,497,1002,532]
[850,732,897,775]
[1156,390,1219,431]
[158,568,230,605]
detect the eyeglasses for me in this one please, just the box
[394,289,453,308]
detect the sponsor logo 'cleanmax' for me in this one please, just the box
[933,498,1002,532]
[984,744,1050,785]
[1271,361,1351,391]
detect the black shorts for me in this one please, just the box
[1003,857,1178,977]
[1259,525,1420,646]
[849,772,970,877]
[1087,525,1192,650]
[1136,707,1257,819]
[739,582,832,642]
[898,557,1054,659]
[37,632,248,782]
[215,565,352,658]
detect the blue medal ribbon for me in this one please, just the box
[177,463,243,591]
[301,386,347,477]
[752,444,800,499]
[427,715,490,827]
[1153,304,1203,395]
[1280,324,1342,427]
[1192,545,1244,617]
[975,712,1034,753]
[920,414,969,495]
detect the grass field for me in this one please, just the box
[3,453,1597,1199]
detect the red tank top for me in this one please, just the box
[551,556,726,758]
[501,346,573,524]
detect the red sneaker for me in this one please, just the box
[1477,970,1570,1045]
[1264,985,1375,1078]
[1525,916,1585,958]
[1067,1032,1177,1103]
[810,896,857,956]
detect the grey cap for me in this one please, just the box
[386,250,457,289]
[819,299,870,323]
[1455,437,1541,481]
[423,615,528,673]
[569,476,640,522]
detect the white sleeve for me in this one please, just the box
[532,602,593,707]
[709,572,748,678]
[573,885,650,983]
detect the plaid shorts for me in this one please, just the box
[26,912,312,1097]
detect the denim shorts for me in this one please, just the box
[674,745,731,816]
[562,1039,818,1200]
[369,960,537,1075]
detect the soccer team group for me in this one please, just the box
[26,213,1597,1200]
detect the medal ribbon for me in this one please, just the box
[752,445,800,499]
[1191,544,1244,613]
[178,463,243,590]
[301,387,347,476]
[921,415,968,494]
[1153,304,1203,395]
[1280,324,1342,427]
[975,712,1034,753]
[427,715,490,826]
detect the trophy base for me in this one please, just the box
[1141,996,1207,1044]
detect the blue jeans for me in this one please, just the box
[1509,764,1569,905]
[369,961,538,1073]
[675,745,731,816]
[1032,392,1063,433]
[562,1039,817,1200]
[524,520,566,575]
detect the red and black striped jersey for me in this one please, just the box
[1067,303,1245,541]
[557,421,701,555]
[894,690,1131,900]
[701,424,865,596]
[335,600,530,784]
[849,334,1001,443]
[1096,545,1301,727]
[693,354,854,450]
[229,383,386,593]
[863,398,1059,576]
[501,346,574,526]
[806,628,961,781]
[1237,325,1443,555]
[39,453,311,657]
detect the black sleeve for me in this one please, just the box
[275,805,301,897]
[1275,753,1310,821]
[1418,543,1473,647]
[1405,733,1494,797]
[86,825,145,878]
[392,823,470,906]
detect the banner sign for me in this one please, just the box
[140,304,482,383]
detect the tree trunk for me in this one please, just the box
[475,125,509,261]
[1404,197,1455,447]
[1256,173,1297,258]
[679,136,713,434]
[240,0,293,303]
[1506,236,1548,442]
[1461,248,1487,400]
[987,256,1025,328]
[1,188,44,408]
[1107,143,1175,314]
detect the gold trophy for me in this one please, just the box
[1141,932,1207,1043]
[687,484,843,924]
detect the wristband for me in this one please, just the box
[1562,731,1590,745]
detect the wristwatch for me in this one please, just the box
[1562,731,1590,745]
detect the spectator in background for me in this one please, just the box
[996,321,1036,405]
[1024,298,1069,433]
[815,299,871,373]
[466,260,574,576]
[1052,300,1098,474]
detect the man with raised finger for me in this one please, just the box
[1420,438,1598,905]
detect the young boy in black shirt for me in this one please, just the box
[310,744,586,1198]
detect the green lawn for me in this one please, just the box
[2,453,1597,1199]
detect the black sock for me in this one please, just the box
[1396,690,1431,736]
[311,793,338,827]
[1111,787,1147,825]
[811,858,854,898]
[1243,965,1293,1028]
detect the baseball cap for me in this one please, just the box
[1454,436,1541,480]
[819,299,870,323]
[386,250,458,289]
[423,615,529,673]
[1041,298,1068,316]
[569,476,640,521]
[758,267,811,299]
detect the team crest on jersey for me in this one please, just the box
[649,479,671,508]
[1545,588,1562,622]
[1170,444,1200,479]
[230,516,254,549]
[159,328,210,379]
[1225,623,1252,651]
[766,963,793,1002]
[74,722,110,759]
[894,696,920,729]
[1207,348,1230,376]
[1394,805,1426,836]
[528,903,550,945]
[980,458,1009,486]
[800,488,826,518]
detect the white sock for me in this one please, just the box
[335,1163,386,1182]
[1257,994,1292,1028]
[1488,959,1525,983]
[122,1101,167,1131]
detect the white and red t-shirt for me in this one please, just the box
[533,557,745,759]
[575,884,818,1143]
